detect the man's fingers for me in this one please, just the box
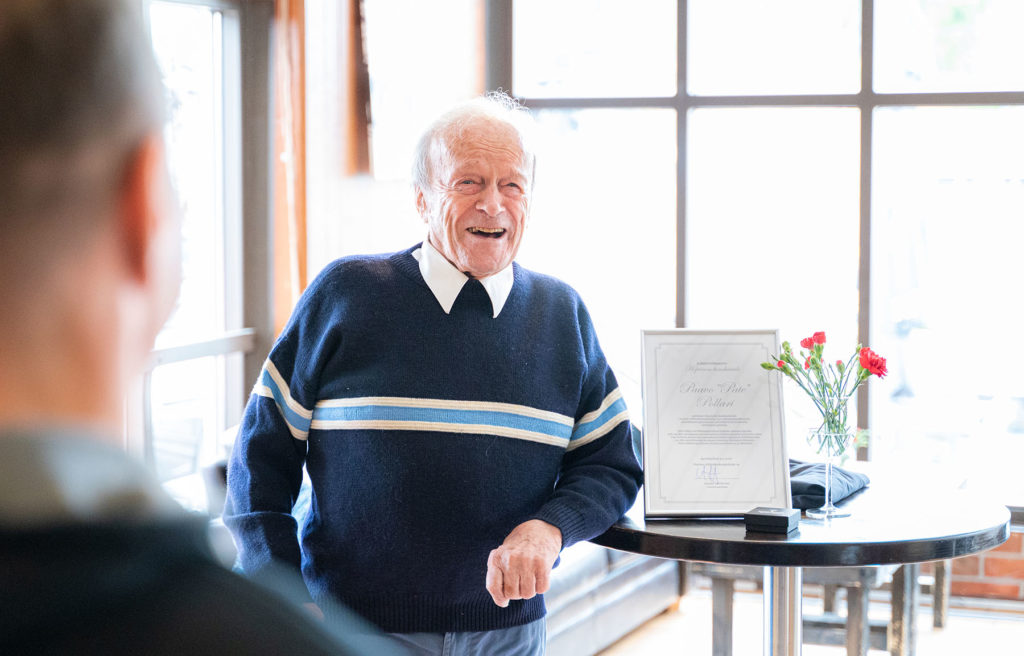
[487,538,557,606]
[485,520,561,606]
[486,549,509,607]
[514,570,537,600]
[534,567,550,595]
[502,566,523,601]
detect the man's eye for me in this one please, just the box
[458,179,477,186]
[506,182,522,191]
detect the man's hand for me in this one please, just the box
[485,519,562,608]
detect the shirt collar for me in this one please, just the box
[411,240,514,318]
[0,430,182,527]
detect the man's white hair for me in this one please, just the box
[411,90,535,192]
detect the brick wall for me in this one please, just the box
[921,533,1024,600]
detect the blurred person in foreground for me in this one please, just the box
[0,1,396,653]
[225,92,643,655]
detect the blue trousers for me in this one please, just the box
[382,618,546,656]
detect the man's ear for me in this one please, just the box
[414,187,430,222]
[118,133,168,284]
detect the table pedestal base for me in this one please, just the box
[764,566,803,655]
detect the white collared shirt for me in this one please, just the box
[411,239,514,318]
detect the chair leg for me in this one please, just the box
[933,559,951,629]
[889,564,920,656]
[823,583,839,614]
[907,564,919,656]
[711,577,735,656]
[846,586,870,656]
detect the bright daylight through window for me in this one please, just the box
[145,0,1024,511]
[504,0,1024,498]
[144,0,246,508]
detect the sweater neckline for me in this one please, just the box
[390,243,523,311]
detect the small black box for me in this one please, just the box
[743,507,800,534]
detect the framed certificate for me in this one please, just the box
[641,329,791,517]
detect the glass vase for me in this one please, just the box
[806,431,854,520]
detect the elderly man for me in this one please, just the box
[225,92,643,654]
[0,1,392,653]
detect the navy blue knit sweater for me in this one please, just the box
[224,244,642,633]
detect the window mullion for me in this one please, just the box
[485,0,513,92]
[677,0,688,327]
[856,0,875,447]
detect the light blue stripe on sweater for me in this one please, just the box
[570,395,629,443]
[258,368,312,437]
[312,403,572,441]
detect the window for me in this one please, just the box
[305,0,485,275]
[134,0,272,509]
[509,1,679,416]
[490,0,1024,493]
[518,108,676,416]
[871,104,1024,505]
[513,0,676,98]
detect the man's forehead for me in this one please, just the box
[433,133,531,177]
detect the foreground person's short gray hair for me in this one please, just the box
[412,91,535,192]
[0,0,165,233]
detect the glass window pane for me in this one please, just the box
[150,357,223,478]
[686,108,861,456]
[147,2,238,513]
[875,0,1024,93]
[688,0,861,96]
[363,0,482,182]
[149,2,224,346]
[517,109,677,416]
[871,106,1024,505]
[513,0,677,99]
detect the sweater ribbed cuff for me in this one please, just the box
[531,503,588,550]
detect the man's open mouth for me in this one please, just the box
[467,227,506,239]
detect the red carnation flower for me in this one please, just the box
[800,337,814,349]
[777,360,786,369]
[859,347,887,378]
[812,331,826,345]
[804,358,811,370]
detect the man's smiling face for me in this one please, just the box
[417,118,532,279]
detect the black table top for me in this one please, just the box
[592,481,1010,568]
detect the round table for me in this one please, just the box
[592,482,1010,655]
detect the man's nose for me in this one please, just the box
[476,183,504,217]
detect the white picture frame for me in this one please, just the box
[641,329,791,517]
